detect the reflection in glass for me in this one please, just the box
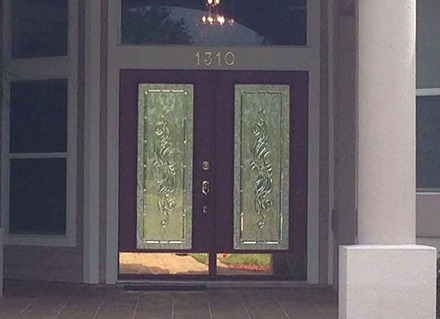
[12,0,68,58]
[119,253,209,275]
[416,96,440,189]
[121,0,307,46]
[10,80,68,153]
[216,253,305,278]
[216,253,272,276]
[10,159,67,235]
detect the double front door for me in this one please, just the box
[119,70,308,278]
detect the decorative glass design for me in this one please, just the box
[234,85,290,250]
[137,84,193,249]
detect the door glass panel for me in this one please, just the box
[137,84,193,249]
[234,85,290,250]
[119,253,208,275]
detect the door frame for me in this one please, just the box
[105,0,322,284]
[118,69,308,280]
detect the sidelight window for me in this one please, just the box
[9,80,68,235]
[416,0,440,191]
[1,0,78,246]
[416,96,440,190]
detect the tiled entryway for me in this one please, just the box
[0,280,337,318]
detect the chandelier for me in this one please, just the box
[201,0,234,26]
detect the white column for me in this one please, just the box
[357,0,416,245]
[83,0,101,284]
[339,1,436,318]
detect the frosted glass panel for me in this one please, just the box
[137,84,193,249]
[234,85,289,250]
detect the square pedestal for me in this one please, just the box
[339,245,436,319]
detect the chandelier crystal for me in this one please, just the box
[201,0,234,26]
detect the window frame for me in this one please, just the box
[118,0,309,47]
[104,0,321,284]
[416,88,440,194]
[1,0,78,247]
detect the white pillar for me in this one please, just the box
[83,0,101,284]
[339,1,436,318]
[357,0,416,245]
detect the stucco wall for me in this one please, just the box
[4,248,83,282]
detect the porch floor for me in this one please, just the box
[0,280,338,319]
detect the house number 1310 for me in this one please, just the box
[196,51,236,66]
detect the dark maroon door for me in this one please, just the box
[119,70,308,278]
[119,70,216,253]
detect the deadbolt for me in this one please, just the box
[202,161,210,171]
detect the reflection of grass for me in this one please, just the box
[190,253,209,265]
[190,254,272,267]
[221,254,271,266]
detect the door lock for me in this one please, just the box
[202,161,210,171]
[202,180,210,195]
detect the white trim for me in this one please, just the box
[105,0,321,284]
[416,88,440,96]
[9,153,67,159]
[305,0,320,285]
[106,1,120,282]
[417,190,440,195]
[1,0,78,248]
[112,46,314,71]
[327,0,335,286]
[83,0,102,284]
[1,83,10,233]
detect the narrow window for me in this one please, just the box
[416,0,440,88]
[416,96,440,190]
[9,80,68,235]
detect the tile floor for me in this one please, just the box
[0,280,338,319]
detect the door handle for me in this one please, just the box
[202,180,210,195]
